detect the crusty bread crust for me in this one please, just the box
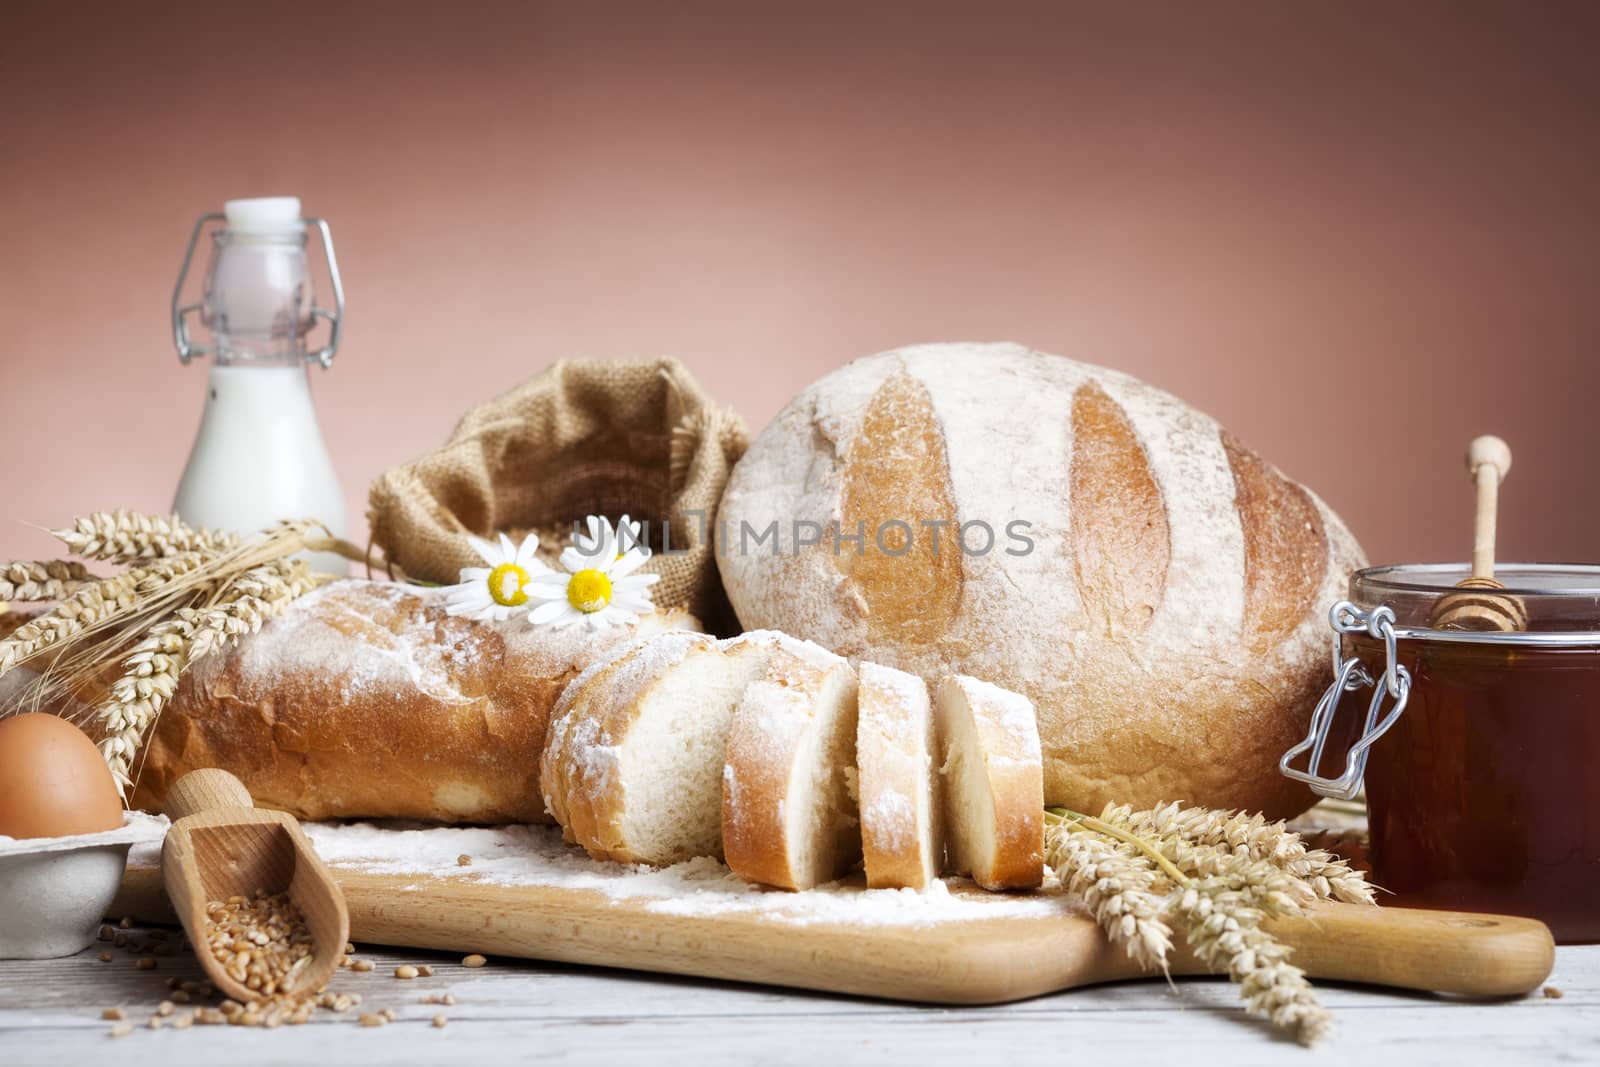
[857,662,941,890]
[722,633,861,890]
[129,581,697,824]
[936,674,1043,891]
[717,343,1367,819]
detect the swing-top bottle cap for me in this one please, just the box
[223,196,304,236]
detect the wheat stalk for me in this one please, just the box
[0,570,141,674]
[1105,801,1375,905]
[94,555,321,790]
[0,560,100,601]
[1,512,371,790]
[0,552,219,679]
[1044,802,1365,1046]
[51,510,238,564]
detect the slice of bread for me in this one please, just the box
[722,633,862,890]
[540,630,772,864]
[856,662,942,890]
[539,633,653,841]
[935,673,1044,890]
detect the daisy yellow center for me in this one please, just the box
[488,562,531,607]
[567,568,613,613]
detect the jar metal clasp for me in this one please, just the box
[1279,601,1412,800]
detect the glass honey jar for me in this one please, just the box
[1281,564,1600,943]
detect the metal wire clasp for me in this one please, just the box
[1279,600,1412,800]
[171,214,345,369]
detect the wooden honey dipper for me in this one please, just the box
[1429,435,1529,632]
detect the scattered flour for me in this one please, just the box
[144,821,1070,928]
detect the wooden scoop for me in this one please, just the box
[1430,435,1529,632]
[161,769,349,1003]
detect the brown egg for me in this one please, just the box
[0,713,125,839]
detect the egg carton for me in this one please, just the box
[0,810,168,959]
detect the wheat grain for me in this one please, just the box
[52,510,237,564]
[204,890,314,997]
[0,560,99,602]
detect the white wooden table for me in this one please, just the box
[2,923,1593,1067]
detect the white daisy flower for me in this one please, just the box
[527,516,659,630]
[442,532,547,622]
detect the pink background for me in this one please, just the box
[4,1,1597,571]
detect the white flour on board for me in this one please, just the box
[132,821,1068,927]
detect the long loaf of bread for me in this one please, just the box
[127,580,696,823]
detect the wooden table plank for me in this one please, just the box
[0,921,1593,1066]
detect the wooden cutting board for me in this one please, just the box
[112,853,1555,1005]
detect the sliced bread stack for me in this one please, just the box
[539,628,1044,891]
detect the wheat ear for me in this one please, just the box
[0,570,141,675]
[52,510,238,564]
[1105,801,1375,905]
[94,557,318,791]
[0,560,100,602]
[0,551,220,680]
[1098,803,1317,912]
[1043,816,1174,972]
[1046,806,1337,1046]
[1172,877,1332,1046]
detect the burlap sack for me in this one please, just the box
[368,358,749,633]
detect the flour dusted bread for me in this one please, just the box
[537,634,656,838]
[722,633,861,890]
[540,631,773,864]
[856,663,941,890]
[936,674,1043,891]
[717,342,1366,819]
[128,580,696,824]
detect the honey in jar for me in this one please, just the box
[1283,564,1600,943]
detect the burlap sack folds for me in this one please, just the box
[369,359,749,633]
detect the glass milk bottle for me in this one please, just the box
[170,197,349,574]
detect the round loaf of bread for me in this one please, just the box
[716,342,1365,819]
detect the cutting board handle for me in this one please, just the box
[164,768,255,822]
[1267,900,1555,998]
